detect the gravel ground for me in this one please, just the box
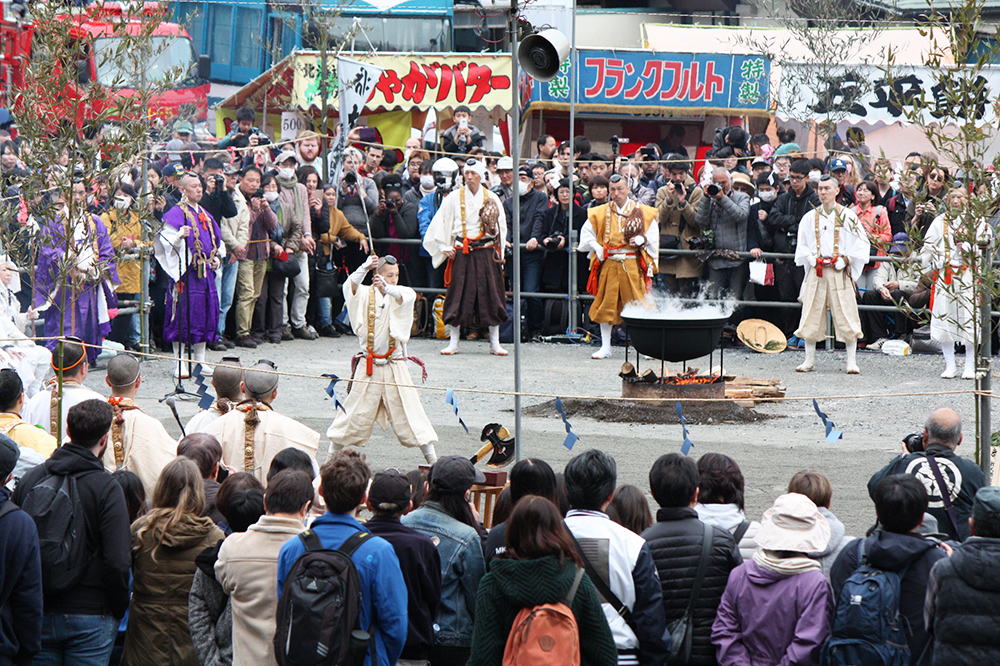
[94,335,991,536]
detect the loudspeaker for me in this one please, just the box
[517,29,570,82]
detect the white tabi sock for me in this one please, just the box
[592,323,613,359]
[488,326,507,354]
[797,340,816,371]
[193,342,212,375]
[441,327,461,354]
[172,343,190,377]
[419,443,438,464]
[942,344,957,378]
[963,348,976,379]
[845,339,859,374]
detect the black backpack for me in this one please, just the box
[18,465,94,594]
[274,529,375,666]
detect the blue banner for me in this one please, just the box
[522,50,770,113]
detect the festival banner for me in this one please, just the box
[292,53,512,113]
[522,49,771,115]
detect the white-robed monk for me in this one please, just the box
[794,175,870,374]
[0,258,50,397]
[921,187,993,379]
[328,255,438,464]
[102,354,178,495]
[185,356,245,434]
[203,360,319,483]
[23,339,104,442]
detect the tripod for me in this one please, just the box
[160,221,203,404]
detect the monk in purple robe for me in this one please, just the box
[154,173,223,377]
[34,181,120,366]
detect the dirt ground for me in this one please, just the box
[97,334,993,536]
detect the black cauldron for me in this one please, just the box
[622,315,729,363]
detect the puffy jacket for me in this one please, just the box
[11,442,131,618]
[122,513,225,666]
[403,501,486,648]
[189,541,232,666]
[468,556,618,666]
[712,559,833,666]
[925,536,1000,665]
[641,508,742,666]
[830,531,947,665]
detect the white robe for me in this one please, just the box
[23,382,105,443]
[0,312,50,398]
[920,213,993,345]
[327,281,437,449]
[422,185,507,269]
[185,405,227,435]
[102,406,179,496]
[203,408,319,484]
[794,205,870,341]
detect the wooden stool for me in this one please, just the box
[470,484,507,529]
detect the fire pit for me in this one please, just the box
[621,311,730,403]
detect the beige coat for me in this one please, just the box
[221,188,251,254]
[655,177,703,279]
[216,516,306,666]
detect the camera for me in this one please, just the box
[213,174,225,189]
[903,432,924,453]
[252,188,264,200]
[609,135,629,157]
[705,183,721,197]
[544,236,563,250]
[343,171,358,186]
[640,147,657,160]
[673,182,684,193]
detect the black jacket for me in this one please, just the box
[538,202,587,243]
[12,442,131,618]
[750,197,778,253]
[868,444,985,541]
[365,515,442,660]
[641,507,742,666]
[766,186,819,254]
[200,186,238,230]
[925,536,1000,665]
[503,189,549,244]
[0,489,42,666]
[831,531,948,665]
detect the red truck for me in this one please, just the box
[0,1,210,129]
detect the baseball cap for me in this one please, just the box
[163,163,185,178]
[174,120,194,135]
[497,156,514,170]
[0,433,19,480]
[368,469,412,512]
[164,138,185,163]
[889,232,909,255]
[751,156,771,167]
[828,158,848,173]
[429,455,485,494]
[518,165,534,179]
[973,487,1000,523]
[275,151,298,165]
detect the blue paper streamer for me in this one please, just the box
[813,399,843,442]
[445,388,469,434]
[554,398,579,450]
[675,401,695,455]
[321,374,347,413]
[191,364,214,410]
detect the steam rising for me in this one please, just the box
[621,287,736,320]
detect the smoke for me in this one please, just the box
[620,285,736,320]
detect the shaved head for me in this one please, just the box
[212,359,244,401]
[106,355,140,387]
[244,362,278,401]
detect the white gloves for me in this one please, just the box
[834,257,846,271]
[806,256,817,267]
[350,256,376,286]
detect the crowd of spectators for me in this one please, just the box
[4,402,1000,666]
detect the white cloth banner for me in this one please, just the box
[777,63,1000,125]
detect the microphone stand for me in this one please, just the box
[160,212,201,403]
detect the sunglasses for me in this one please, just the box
[930,174,945,181]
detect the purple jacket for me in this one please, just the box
[712,560,833,666]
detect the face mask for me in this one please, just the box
[759,190,777,202]
[263,191,279,203]
[278,168,295,180]
[518,181,531,196]
[114,196,132,209]
[808,170,822,183]
[420,175,435,189]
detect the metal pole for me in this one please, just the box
[566,0,578,332]
[979,243,993,477]
[510,0,522,461]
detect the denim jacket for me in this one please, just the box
[402,501,485,647]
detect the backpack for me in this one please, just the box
[18,465,93,594]
[502,567,584,666]
[274,529,375,666]
[821,539,911,666]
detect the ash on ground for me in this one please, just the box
[522,399,772,425]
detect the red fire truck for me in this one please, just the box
[0,0,210,129]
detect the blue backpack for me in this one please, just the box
[822,539,911,666]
